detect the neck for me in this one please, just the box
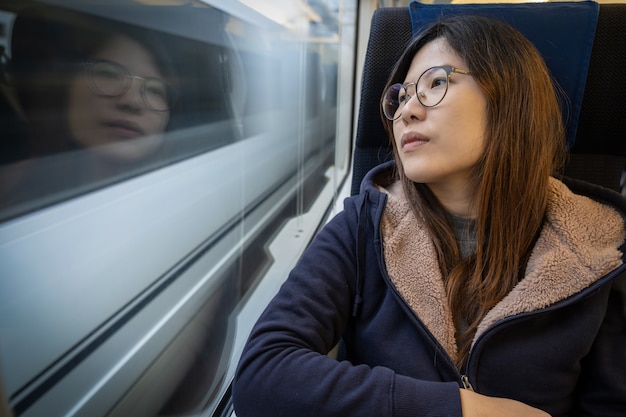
[427,182,476,217]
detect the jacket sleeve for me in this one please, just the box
[575,269,626,416]
[232,197,462,417]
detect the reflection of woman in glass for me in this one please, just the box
[11,7,178,163]
[2,7,180,214]
[67,33,176,162]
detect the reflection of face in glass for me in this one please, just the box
[67,35,170,162]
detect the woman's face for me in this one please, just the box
[393,38,487,215]
[67,35,170,161]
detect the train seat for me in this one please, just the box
[351,1,626,196]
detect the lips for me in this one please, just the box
[401,132,430,151]
[103,119,145,139]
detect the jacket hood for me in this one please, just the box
[364,161,626,363]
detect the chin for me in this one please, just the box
[90,134,164,163]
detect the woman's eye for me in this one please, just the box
[95,68,120,80]
[146,83,167,98]
[91,62,124,79]
[431,77,447,88]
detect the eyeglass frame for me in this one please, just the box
[81,60,178,112]
[382,65,472,120]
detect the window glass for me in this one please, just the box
[0,1,356,416]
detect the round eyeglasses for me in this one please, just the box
[84,60,177,112]
[382,65,471,120]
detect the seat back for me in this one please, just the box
[566,4,626,191]
[351,4,626,195]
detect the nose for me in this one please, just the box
[115,78,144,112]
[401,91,426,122]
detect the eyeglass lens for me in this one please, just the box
[382,66,451,120]
[89,61,171,111]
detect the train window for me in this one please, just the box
[0,1,356,416]
[0,3,243,222]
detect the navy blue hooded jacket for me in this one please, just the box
[234,161,626,417]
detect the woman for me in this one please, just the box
[233,15,626,417]
[11,6,178,162]
[66,31,175,163]
[3,8,180,213]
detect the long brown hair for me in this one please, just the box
[381,15,567,367]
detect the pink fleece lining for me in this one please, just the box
[380,178,625,362]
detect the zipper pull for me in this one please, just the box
[461,375,474,392]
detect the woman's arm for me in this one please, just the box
[232,198,463,417]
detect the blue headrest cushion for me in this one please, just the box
[409,1,599,150]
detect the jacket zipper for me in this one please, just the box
[380,261,466,385]
[375,213,473,391]
[377,229,476,392]
[460,375,474,391]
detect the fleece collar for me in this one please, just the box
[379,178,625,363]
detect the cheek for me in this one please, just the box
[467,110,487,152]
[446,101,487,149]
[67,84,99,137]
[392,122,403,148]
[145,113,169,136]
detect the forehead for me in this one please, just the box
[92,35,163,78]
[405,38,464,79]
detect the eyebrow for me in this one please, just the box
[404,64,452,82]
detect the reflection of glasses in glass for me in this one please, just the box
[382,65,471,120]
[84,60,177,112]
